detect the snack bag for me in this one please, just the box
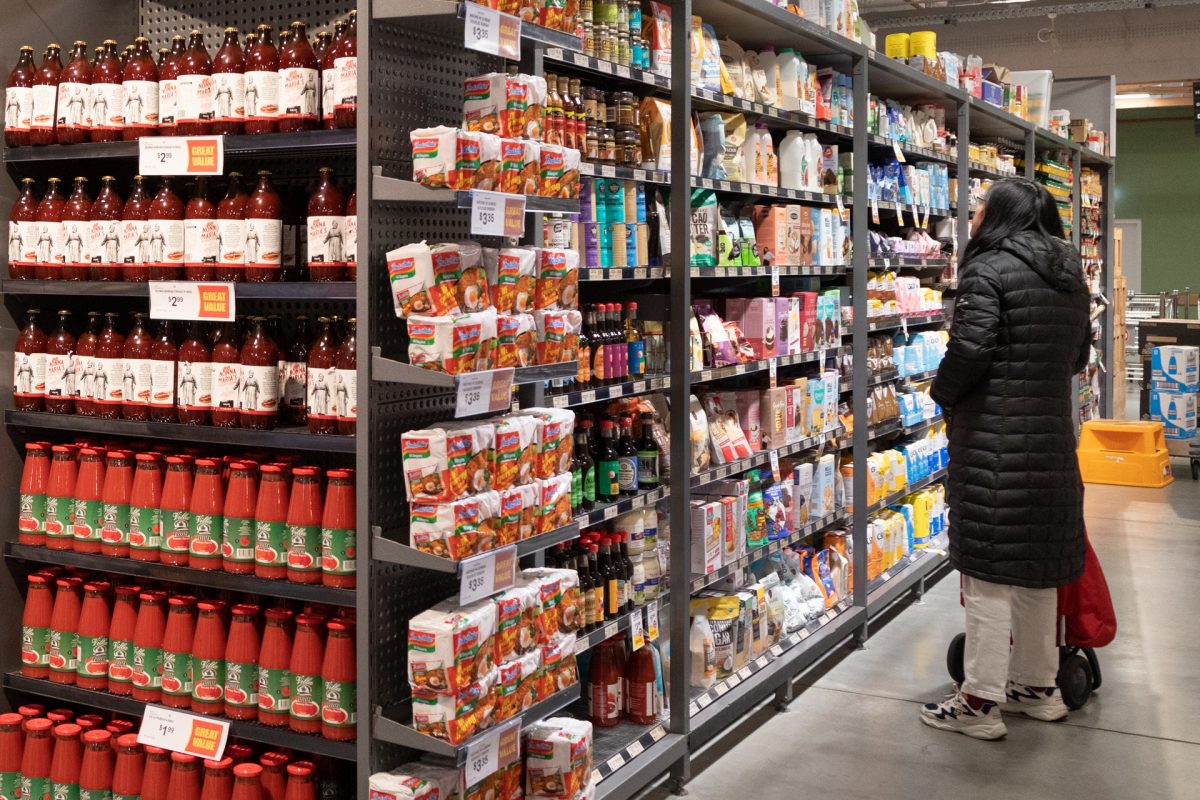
[410,125,458,188]
[494,582,540,665]
[484,246,537,314]
[493,414,540,491]
[496,313,537,368]
[534,247,580,310]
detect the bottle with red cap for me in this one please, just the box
[288,614,324,734]
[212,27,245,136]
[201,757,234,800]
[332,10,357,130]
[14,307,47,410]
[224,603,260,719]
[79,728,114,800]
[108,584,141,694]
[61,177,92,280]
[253,464,290,579]
[17,705,44,721]
[191,600,226,715]
[112,733,145,800]
[48,576,82,683]
[44,445,78,550]
[168,752,203,800]
[260,753,288,800]
[20,718,53,800]
[6,45,36,147]
[177,30,214,136]
[73,447,106,551]
[123,36,159,140]
[55,41,91,144]
[105,718,134,749]
[9,177,39,278]
[320,469,355,588]
[222,461,257,573]
[160,455,195,565]
[46,709,72,725]
[131,589,167,702]
[100,449,134,556]
[128,452,163,560]
[321,618,356,740]
[76,581,111,690]
[21,574,53,678]
[91,39,126,142]
[232,763,265,800]
[0,713,23,800]
[49,723,84,799]
[285,467,322,583]
[18,442,51,544]
[90,176,125,281]
[283,761,316,800]
[161,595,197,708]
[142,745,172,800]
[189,458,225,569]
[257,607,293,727]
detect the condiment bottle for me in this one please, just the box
[216,172,248,281]
[239,317,280,428]
[122,311,153,420]
[14,308,46,410]
[244,25,279,135]
[17,706,44,721]
[123,36,159,140]
[587,638,624,727]
[244,171,282,281]
[79,729,114,799]
[112,734,145,798]
[33,176,64,279]
[105,718,134,748]
[224,603,260,718]
[335,318,356,435]
[73,447,106,552]
[222,461,258,574]
[91,39,126,141]
[279,315,309,426]
[167,752,203,800]
[332,11,357,129]
[44,309,76,414]
[278,21,318,131]
[150,319,178,422]
[177,321,213,425]
[60,176,92,280]
[212,27,245,135]
[89,175,125,280]
[107,584,141,693]
[285,467,323,583]
[160,455,195,565]
[74,311,101,415]
[288,614,324,733]
[49,723,83,800]
[30,43,63,146]
[148,177,185,280]
[100,449,134,556]
[6,45,36,147]
[283,762,316,800]
[344,190,357,281]
[320,618,356,740]
[305,317,338,434]
[257,608,294,726]
[306,168,346,282]
[0,713,24,800]
[255,464,290,578]
[76,581,111,689]
[93,311,125,418]
[202,757,234,800]
[48,577,82,683]
[161,595,196,708]
[120,175,152,281]
[21,574,54,677]
[184,177,219,280]
[232,764,265,800]
[316,26,336,130]
[321,469,355,588]
[158,36,185,135]
[55,41,91,144]
[177,30,214,135]
[142,745,172,800]
[44,445,77,550]
[9,177,39,278]
[211,322,242,428]
[260,753,289,800]
[189,458,224,569]
[20,719,53,800]
[191,600,227,716]
[128,452,164,560]
[18,442,51,544]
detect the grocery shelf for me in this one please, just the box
[574,594,669,654]
[862,311,946,333]
[968,161,1019,182]
[690,511,848,592]
[866,256,949,271]
[692,87,853,138]
[866,418,901,441]
[371,520,582,574]
[691,0,864,59]
[866,542,951,621]
[967,97,1035,140]
[1079,149,1114,167]
[691,428,843,488]
[592,721,686,800]
[839,367,897,394]
[5,542,356,606]
[580,267,667,282]
[550,376,671,409]
[1035,128,1081,153]
[580,162,671,184]
[2,129,356,166]
[862,466,949,517]
[904,311,948,328]
[4,410,355,453]
[901,368,940,384]
[868,134,957,166]
[574,486,670,530]
[543,48,671,90]
[865,52,968,108]
[871,199,954,218]
[370,349,577,389]
[898,413,944,438]
[691,348,838,384]
[693,263,849,278]
[2,673,357,760]
[370,172,580,213]
[0,279,356,300]
[371,0,581,49]
[692,176,847,206]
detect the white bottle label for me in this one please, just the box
[244,218,281,267]
[90,82,126,129]
[177,359,212,410]
[33,221,58,265]
[244,70,279,121]
[146,218,185,266]
[45,352,72,399]
[216,218,245,265]
[30,84,57,130]
[5,86,33,131]
[280,360,306,409]
[321,67,335,122]
[15,220,39,265]
[123,79,159,126]
[56,81,90,129]
[184,217,219,267]
[239,363,279,416]
[306,215,346,266]
[334,56,357,109]
[307,365,337,419]
[123,356,153,407]
[212,71,245,122]
[93,356,123,405]
[71,353,87,399]
[212,361,242,411]
[50,221,67,266]
[150,358,175,409]
[335,367,356,421]
[13,351,46,397]
[177,73,215,123]
[89,219,120,265]
[61,219,89,266]
[119,219,145,265]
[344,213,357,266]
[279,66,318,120]
[7,221,24,266]
[159,78,178,125]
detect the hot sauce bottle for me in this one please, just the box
[9,177,39,278]
[261,753,289,800]
[122,312,153,420]
[79,729,114,798]
[93,311,125,418]
[150,319,178,422]
[202,757,234,799]
[48,576,82,683]
[216,172,248,281]
[233,764,266,800]
[161,595,196,708]
[213,27,245,135]
[245,171,282,281]
[30,43,63,146]
[76,581,111,689]
[289,614,325,734]
[0,713,24,800]
[44,309,75,414]
[278,315,309,426]
[100,449,134,557]
[91,39,126,142]
[305,316,338,434]
[120,175,152,281]
[128,452,163,561]
[278,21,318,132]
[108,584,141,693]
[344,190,357,281]
[333,10,357,130]
[123,36,159,140]
[55,41,91,144]
[189,458,224,569]
[316,26,336,130]
[321,619,356,740]
[257,607,294,727]
[6,45,36,147]
[335,319,356,435]
[148,177,186,280]
[244,25,279,135]
[19,719,53,800]
[34,176,65,279]
[18,442,51,544]
[89,175,125,280]
[158,36,185,135]
[72,447,106,552]
[184,177,218,280]
[223,461,258,574]
[113,734,144,798]
[211,322,243,428]
[255,464,290,579]
[168,752,202,800]
[321,469,355,588]
[177,30,214,136]
[74,310,101,415]
[44,445,77,550]
[240,317,280,428]
[285,467,322,584]
[224,603,260,719]
[306,168,345,282]
[191,600,227,715]
[177,320,213,425]
[60,176,92,280]
[142,745,172,800]
[160,455,195,565]
[21,574,53,677]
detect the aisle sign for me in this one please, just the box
[470,190,526,238]
[149,282,236,322]
[138,705,230,760]
[645,600,659,642]
[465,717,521,787]
[139,136,224,175]
[459,545,517,603]
[455,367,514,418]
[463,3,521,60]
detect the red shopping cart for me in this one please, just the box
[945,533,1117,710]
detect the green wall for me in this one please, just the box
[1115,107,1200,293]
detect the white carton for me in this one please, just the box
[1150,389,1198,439]
[1151,345,1199,392]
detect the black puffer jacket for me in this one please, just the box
[931,231,1091,589]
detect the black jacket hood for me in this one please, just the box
[995,230,1086,292]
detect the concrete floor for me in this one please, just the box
[667,462,1200,800]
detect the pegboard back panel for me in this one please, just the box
[139,0,357,51]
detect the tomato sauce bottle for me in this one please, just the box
[335,319,356,435]
[79,729,114,798]
[278,21,318,132]
[34,177,65,279]
[73,311,100,415]
[240,317,280,428]
[222,461,257,574]
[123,36,159,140]
[232,764,265,800]
[215,172,248,281]
[177,30,213,135]
[120,175,152,281]
[158,36,184,136]
[149,319,178,422]
[224,603,260,718]
[122,312,153,420]
[160,595,196,708]
[30,43,62,146]
[44,444,77,550]
[211,322,242,428]
[202,757,234,800]
[6,45,36,147]
[106,584,140,694]
[284,762,316,800]
[76,581,111,689]
[255,464,289,579]
[59,177,91,280]
[89,176,124,281]
[49,723,83,800]
[344,190,357,281]
[260,753,288,800]
[160,455,195,565]
[131,590,168,701]
[178,321,213,425]
[19,442,51,544]
[100,449,134,556]
[316,27,336,130]
[184,177,218,280]
[44,309,75,414]
[148,177,185,280]
[321,619,356,740]
[257,608,294,726]
[288,614,325,733]
[244,25,279,135]
[244,171,282,282]
[21,719,53,800]
[321,470,355,588]
[16,706,43,721]
[129,452,163,561]
[10,177,39,278]
[305,317,338,434]
[333,10,357,130]
[54,41,90,144]
[0,713,24,800]
[91,40,126,142]
[21,574,53,677]
[285,467,322,583]
[72,447,106,552]
[105,719,133,748]
[168,752,204,800]
[212,27,245,135]
[48,576,82,683]
[279,315,308,426]
[306,168,345,282]
[14,308,47,411]
[143,746,172,800]
[112,734,144,799]
[190,600,227,716]
[189,458,224,569]
[92,311,124,418]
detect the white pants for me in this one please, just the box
[962,574,1059,703]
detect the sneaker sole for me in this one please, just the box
[1000,703,1069,722]
[920,712,1008,740]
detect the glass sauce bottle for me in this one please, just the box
[183,177,218,280]
[255,464,290,579]
[278,21,318,131]
[43,445,77,549]
[21,574,53,677]
[120,175,152,281]
[33,176,64,279]
[9,177,38,278]
[73,311,100,415]
[55,41,91,145]
[284,762,317,800]
[76,581,111,689]
[320,619,356,740]
[147,177,185,280]
[332,11,357,130]
[122,36,159,140]
[202,757,234,800]
[176,30,213,135]
[306,168,345,282]
[160,595,196,708]
[50,723,84,800]
[121,312,153,420]
[93,311,124,417]
[224,604,260,719]
[100,449,134,557]
[112,734,145,797]
[245,171,282,281]
[221,461,257,574]
[48,576,82,683]
[142,746,172,800]
[90,40,125,142]
[321,469,355,588]
[89,175,124,280]
[335,319,356,435]
[30,43,63,146]
[244,25,279,134]
[160,455,194,565]
[211,322,242,428]
[20,719,53,800]
[128,452,163,561]
[6,45,36,147]
[61,176,92,280]
[191,600,227,715]
[158,36,185,135]
[72,448,105,552]
[257,608,294,727]
[233,764,266,800]
[279,315,308,426]
[316,26,337,130]
[261,752,289,800]
[177,321,213,425]
[0,713,22,800]
[289,613,325,734]
[188,458,224,569]
[18,442,51,544]
[216,172,248,281]
[43,309,75,414]
[79,729,114,798]
[285,466,322,583]
[212,27,245,135]
[167,752,202,800]
[306,316,338,434]
[240,317,280,428]
[150,319,177,422]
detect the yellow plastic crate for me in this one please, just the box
[1078,420,1173,488]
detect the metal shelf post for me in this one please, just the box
[851,53,870,640]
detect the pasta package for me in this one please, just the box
[493,414,540,491]
[388,242,439,318]
[408,309,498,375]
[538,144,568,198]
[484,247,537,314]
[462,73,518,135]
[408,598,498,695]
[410,125,458,188]
[410,491,502,560]
[540,633,579,695]
[535,472,573,534]
[369,763,460,800]
[496,313,537,369]
[517,481,541,541]
[518,407,576,479]
[534,247,580,310]
[401,426,479,502]
[496,485,527,546]
[522,74,547,140]
[494,583,541,665]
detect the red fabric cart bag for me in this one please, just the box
[1057,535,1117,649]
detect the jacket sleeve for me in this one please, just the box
[931,259,1002,411]
[1073,295,1093,374]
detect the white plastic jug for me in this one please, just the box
[779,130,806,189]
[778,48,800,111]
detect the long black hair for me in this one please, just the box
[961,177,1066,266]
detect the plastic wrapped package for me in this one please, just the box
[524,567,582,639]
[534,309,581,365]
[496,313,538,368]
[369,763,460,800]
[494,582,542,665]
[408,598,498,695]
[411,668,497,743]
[401,426,484,503]
[539,633,579,697]
[410,125,458,188]
[534,247,580,310]
[493,415,540,491]
[484,246,537,314]
[409,490,502,560]
[387,241,458,318]
[536,472,573,534]
[524,717,594,800]
[495,648,543,722]
[407,309,498,375]
[517,407,576,479]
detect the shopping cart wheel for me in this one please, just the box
[1084,647,1102,690]
[1058,650,1094,710]
[947,632,966,685]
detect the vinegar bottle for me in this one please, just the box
[20,719,53,800]
[177,320,213,425]
[79,729,114,798]
[76,581,111,689]
[123,36,159,140]
[232,764,265,800]
[120,175,152,281]
[128,452,164,561]
[305,316,338,434]
[211,322,243,428]
[202,757,234,799]
[257,608,294,727]
[112,734,145,798]
[30,43,63,146]
[288,613,324,734]
[332,10,357,130]
[44,444,77,550]
[320,619,356,740]
[167,753,203,800]
[344,190,357,281]
[142,746,172,800]
[6,45,36,147]
[93,311,125,418]
[321,469,355,588]
[280,315,309,426]
[223,461,258,574]
[43,309,75,414]
[244,25,279,135]
[90,39,126,142]
[177,30,214,135]
[255,464,290,579]
[0,713,24,800]
[74,310,101,415]
[191,600,226,715]
[72,447,106,552]
[212,27,245,136]
[160,595,196,708]
[160,455,195,565]
[224,603,260,719]
[48,576,82,683]
[278,21,318,131]
[147,177,185,280]
[184,177,218,280]
[60,176,92,280]
[89,175,125,281]
[150,319,178,422]
[285,466,322,583]
[34,176,64,279]
[9,176,39,278]
[306,168,345,282]
[189,458,224,569]
[216,172,248,281]
[244,171,282,282]
[335,318,356,435]
[20,574,54,677]
[122,311,153,421]
[55,41,91,145]
[108,584,142,694]
[240,317,280,429]
[18,442,51,544]
[260,753,289,800]
[158,36,185,135]
[316,26,337,130]
[100,449,134,557]
[14,308,46,411]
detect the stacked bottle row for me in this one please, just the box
[583,633,665,728]
[17,443,356,587]
[7,168,357,283]
[20,571,356,739]
[568,302,650,392]
[567,407,663,510]
[13,311,357,434]
[3,14,357,147]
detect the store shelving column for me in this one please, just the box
[849,52,869,631]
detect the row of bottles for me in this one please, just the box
[4,15,357,146]
[18,444,356,586]
[585,634,664,728]
[567,412,661,511]
[13,311,357,434]
[8,168,357,283]
[20,571,356,739]
[545,530,643,632]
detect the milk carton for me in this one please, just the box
[1152,345,1199,392]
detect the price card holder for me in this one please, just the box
[768,359,777,388]
[645,600,660,642]
[455,368,514,418]
[769,450,781,482]
[896,203,905,227]
[139,136,224,175]
[463,3,521,59]
[138,705,230,761]
[629,608,645,650]
[470,190,526,238]
[149,282,236,322]
[459,545,517,604]
[770,264,780,296]
[910,203,919,227]
[871,198,881,225]
[836,194,846,221]
[465,717,521,787]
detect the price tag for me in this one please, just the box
[459,545,517,603]
[768,359,777,388]
[650,725,666,742]
[633,267,647,279]
[601,165,616,178]
[798,627,811,640]
[881,571,892,582]
[633,169,647,180]
[736,666,753,680]
[755,655,769,668]
[607,754,626,771]
[838,599,850,611]
[463,3,521,59]
[603,620,619,641]
[892,141,906,163]
[616,65,631,79]
[137,705,230,761]
[573,52,589,66]
[726,674,741,688]
[575,636,589,655]
[465,717,521,787]
[455,367,514,418]
[771,264,780,296]
[139,136,224,175]
[896,203,905,227]
[629,606,645,650]
[689,701,700,716]
[820,611,833,624]
[871,198,881,225]
[769,450,781,482]
[149,282,236,322]
[591,769,603,784]
[580,390,596,403]
[627,739,645,758]
[603,504,618,520]
[770,643,784,657]
[911,203,919,227]
[698,693,714,707]
[719,180,732,191]
[645,600,659,642]
[470,190,526,238]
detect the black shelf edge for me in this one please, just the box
[866,257,949,271]
[866,544,951,620]
[0,279,356,300]
[691,428,842,489]
[901,368,939,384]
[866,418,901,441]
[575,593,670,654]
[692,177,847,206]
[574,486,670,530]
[543,48,671,91]
[550,376,670,409]
[370,520,581,573]
[3,129,356,165]
[579,267,668,282]
[867,134,957,166]
[899,413,944,438]
[593,726,685,800]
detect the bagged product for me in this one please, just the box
[462,73,508,134]
[411,671,496,744]
[534,247,580,310]
[521,74,547,140]
[536,471,574,534]
[495,484,526,546]
[410,490,503,560]
[369,763,460,800]
[538,143,573,198]
[541,633,579,696]
[689,189,719,266]
[496,313,537,368]
[517,407,576,479]
[702,393,753,463]
[498,137,529,194]
[494,649,542,722]
[693,300,737,367]
[525,567,582,637]
[408,308,498,375]
[484,246,538,314]
[698,113,727,179]
[645,2,673,76]
[451,240,488,313]
[534,309,581,365]
[410,125,458,188]
[408,598,498,695]
[516,480,541,541]
[689,394,713,472]
[524,717,594,800]
[494,582,541,664]
[640,97,673,172]
[720,113,747,181]
[388,241,439,318]
[493,414,540,491]
[401,426,480,502]
[700,24,722,91]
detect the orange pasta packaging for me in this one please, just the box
[524,718,594,800]
[407,598,497,696]
[484,246,538,314]
[517,408,576,480]
[496,313,537,369]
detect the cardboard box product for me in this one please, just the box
[753,205,788,267]
[760,387,789,449]
[774,297,801,356]
[817,208,836,266]
[1151,345,1199,391]
[735,390,763,450]
[784,205,803,266]
[690,501,722,574]
[810,453,836,518]
[796,292,818,352]
[726,297,776,360]
[1150,390,1198,440]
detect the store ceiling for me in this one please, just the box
[860,0,1200,27]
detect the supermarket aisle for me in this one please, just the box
[669,465,1200,800]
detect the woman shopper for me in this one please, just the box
[919,178,1092,740]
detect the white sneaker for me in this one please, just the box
[1001,682,1069,721]
[919,691,1007,740]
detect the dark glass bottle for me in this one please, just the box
[637,412,660,490]
[616,415,638,496]
[595,419,619,503]
[618,534,636,612]
[575,428,595,511]
[588,543,605,627]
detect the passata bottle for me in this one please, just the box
[100,449,134,557]
[61,176,93,280]
[122,36,159,140]
[306,168,345,282]
[48,576,82,683]
[184,177,219,280]
[128,452,164,561]
[120,175,152,281]
[320,618,356,740]
[278,21,318,131]
[142,746,172,800]
[6,45,36,147]
[79,729,114,799]
[244,25,279,134]
[283,762,316,800]
[344,190,357,280]
[177,30,214,135]
[160,595,196,708]
[289,613,324,733]
[108,584,142,693]
[158,36,185,135]
[44,445,77,550]
[9,177,39,278]
[189,458,224,569]
[18,442,51,544]
[305,316,338,434]
[74,311,101,415]
[20,719,53,800]
[49,723,83,800]
[150,319,178,422]
[17,706,43,721]
[587,638,623,727]
[332,10,357,129]
[334,319,356,435]
[177,321,213,425]
[257,608,294,727]
[202,758,234,800]
[55,41,91,144]
[105,718,134,747]
[122,312,153,420]
[89,175,125,280]
[76,581,111,689]
[260,753,288,800]
[167,753,202,800]
[255,464,289,579]
[30,43,63,146]
[33,176,65,279]
[216,172,248,281]
[240,317,280,428]
[223,461,258,574]
[90,40,126,142]
[285,466,322,583]
[160,455,195,565]
[191,600,226,715]
[224,603,260,719]
[211,322,242,428]
[72,447,106,552]
[44,309,75,414]
[280,315,308,426]
[0,713,24,800]
[232,764,265,800]
[316,26,336,129]
[212,27,245,135]
[244,171,282,281]
[21,574,54,677]
[148,177,185,280]
[112,734,145,799]
[93,311,124,419]
[321,469,355,588]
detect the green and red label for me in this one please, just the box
[108,638,133,685]
[161,649,193,697]
[44,495,75,541]
[224,660,259,709]
[100,501,130,546]
[51,779,80,800]
[80,789,112,800]
[48,628,78,674]
[1,771,20,800]
[321,679,356,728]
[290,672,323,721]
[222,516,255,564]
[73,498,104,542]
[77,633,109,677]
[255,520,288,567]
[161,510,191,555]
[257,665,292,715]
[131,644,162,690]
[188,512,223,561]
[321,527,356,575]
[286,523,321,573]
[21,777,47,800]
[21,624,48,668]
[18,491,46,533]
[128,504,162,551]
[192,657,225,706]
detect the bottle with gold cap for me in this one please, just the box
[278,20,318,132]
[177,29,213,135]
[30,43,62,145]
[90,39,125,142]
[6,44,37,147]
[158,35,185,135]
[213,26,246,135]
[122,36,159,140]
[55,40,91,144]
